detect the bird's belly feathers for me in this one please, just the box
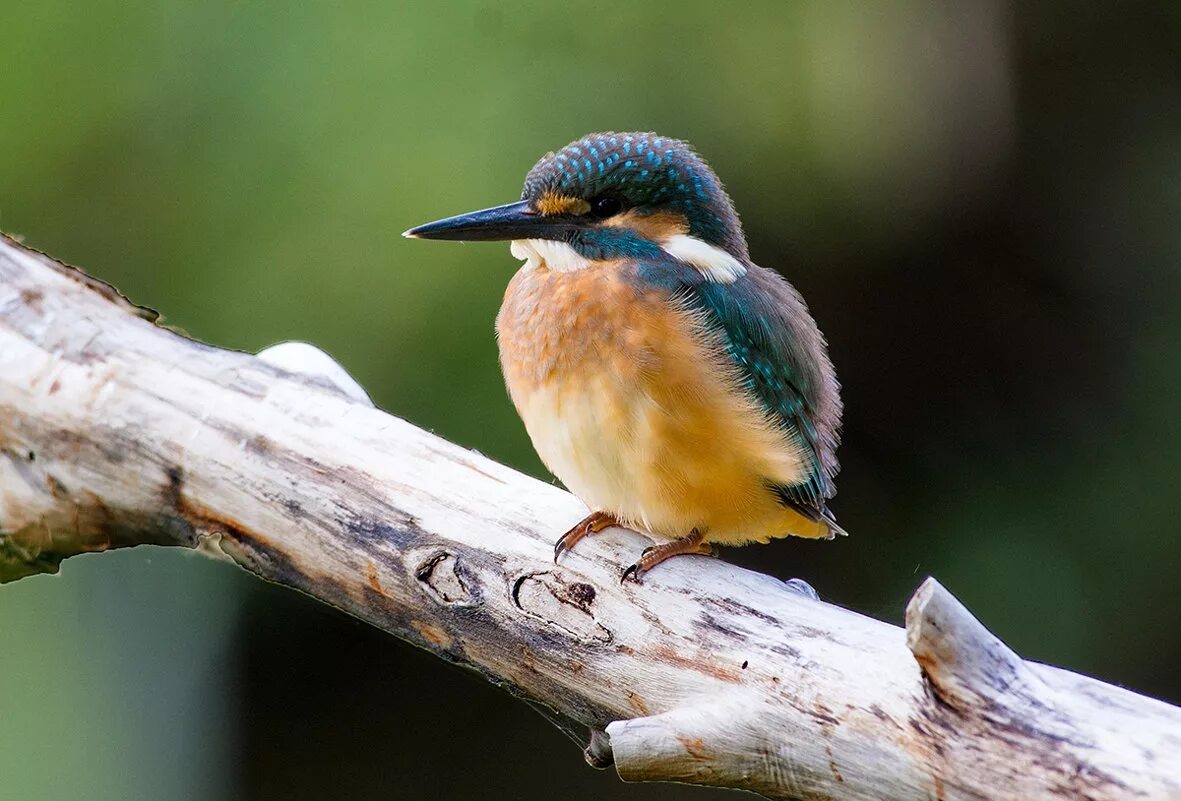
[496,263,820,545]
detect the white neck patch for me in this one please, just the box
[510,239,591,273]
[509,233,746,284]
[660,234,747,284]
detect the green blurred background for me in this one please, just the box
[2,1,1180,799]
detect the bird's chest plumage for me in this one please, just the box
[496,264,657,510]
[497,263,658,389]
[495,261,807,543]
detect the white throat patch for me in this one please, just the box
[660,234,747,284]
[510,239,591,273]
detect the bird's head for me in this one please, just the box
[405,132,748,280]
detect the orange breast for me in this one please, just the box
[496,260,822,545]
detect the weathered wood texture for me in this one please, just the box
[1,235,1179,800]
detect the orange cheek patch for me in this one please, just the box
[535,193,591,216]
[605,209,689,240]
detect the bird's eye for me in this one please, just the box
[591,196,623,218]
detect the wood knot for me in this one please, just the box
[512,572,611,644]
[413,551,475,606]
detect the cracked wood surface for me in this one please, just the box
[1,235,1180,800]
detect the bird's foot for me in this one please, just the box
[554,511,619,563]
[621,529,713,584]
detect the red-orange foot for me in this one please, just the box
[553,511,620,563]
[621,529,714,584]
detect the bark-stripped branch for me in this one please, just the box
[1,235,1179,800]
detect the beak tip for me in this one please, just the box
[400,200,539,243]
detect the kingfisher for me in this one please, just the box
[405,132,843,581]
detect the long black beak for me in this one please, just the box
[403,200,571,242]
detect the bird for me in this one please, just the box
[405,132,843,582]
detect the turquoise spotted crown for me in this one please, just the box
[522,132,747,258]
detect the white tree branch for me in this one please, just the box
[1,235,1179,800]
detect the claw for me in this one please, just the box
[553,537,572,564]
[620,529,709,584]
[553,511,619,564]
[621,547,653,582]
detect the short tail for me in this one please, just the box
[819,507,847,539]
[779,494,848,540]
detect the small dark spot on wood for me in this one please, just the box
[772,676,780,684]
[19,287,44,308]
[741,660,749,669]
[27,450,35,462]
[246,435,270,455]
[163,465,184,509]
[565,582,595,608]
[48,379,61,395]
[46,474,69,499]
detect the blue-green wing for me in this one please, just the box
[643,260,843,525]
